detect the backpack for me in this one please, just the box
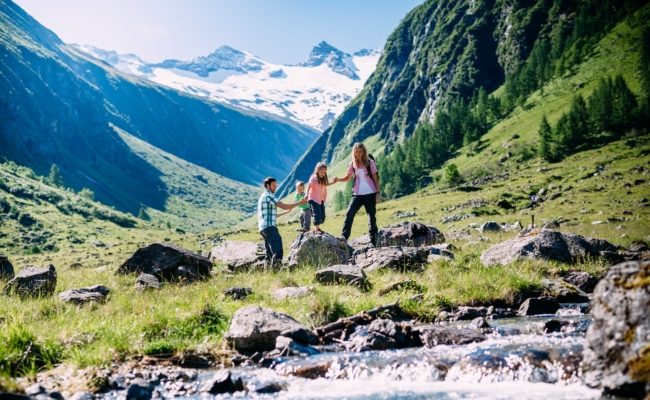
[367,154,378,179]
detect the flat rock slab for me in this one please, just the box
[210,240,265,272]
[58,285,110,304]
[117,242,212,281]
[480,230,619,266]
[272,286,313,301]
[4,265,56,297]
[350,221,445,250]
[315,265,368,288]
[225,306,306,354]
[353,246,430,272]
[287,232,351,268]
[583,261,650,397]
[0,255,14,280]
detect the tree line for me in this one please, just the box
[538,75,647,162]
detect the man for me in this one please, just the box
[258,177,306,268]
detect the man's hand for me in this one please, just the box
[299,198,308,205]
[376,193,382,203]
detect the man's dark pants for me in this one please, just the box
[341,193,378,246]
[261,226,283,268]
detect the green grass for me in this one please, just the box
[0,4,649,389]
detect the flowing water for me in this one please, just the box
[94,304,601,399]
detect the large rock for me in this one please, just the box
[540,278,589,303]
[135,274,161,291]
[353,246,430,272]
[287,232,351,268]
[416,325,487,347]
[210,240,265,272]
[0,255,14,280]
[58,285,110,304]
[562,271,600,293]
[117,242,212,282]
[479,221,501,233]
[225,306,306,354]
[350,221,445,249]
[583,261,650,398]
[315,265,368,289]
[517,297,560,316]
[4,265,56,297]
[480,230,619,266]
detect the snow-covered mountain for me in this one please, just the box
[74,42,380,131]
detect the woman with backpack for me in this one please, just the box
[334,142,381,247]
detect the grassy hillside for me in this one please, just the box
[114,127,257,232]
[0,1,648,391]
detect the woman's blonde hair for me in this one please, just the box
[351,142,370,170]
[313,162,329,185]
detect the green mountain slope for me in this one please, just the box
[0,0,316,218]
[278,0,647,198]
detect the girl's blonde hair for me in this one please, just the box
[351,142,370,170]
[313,162,329,185]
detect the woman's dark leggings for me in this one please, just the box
[341,193,378,246]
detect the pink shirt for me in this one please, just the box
[348,159,378,195]
[307,174,327,203]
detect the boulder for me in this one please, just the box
[583,261,650,398]
[223,287,252,300]
[417,325,487,347]
[562,271,600,293]
[427,246,455,262]
[315,265,368,289]
[135,274,161,291]
[287,232,351,268]
[480,230,619,266]
[125,379,155,400]
[58,285,110,304]
[4,265,56,297]
[353,246,429,272]
[210,240,265,272]
[452,306,488,321]
[349,221,445,249]
[202,370,245,395]
[280,327,319,346]
[469,317,491,330]
[272,286,313,301]
[225,306,306,354]
[346,319,417,351]
[479,221,501,233]
[540,278,589,302]
[0,255,14,280]
[517,297,560,316]
[117,242,212,282]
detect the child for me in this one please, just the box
[306,162,338,233]
[294,180,312,232]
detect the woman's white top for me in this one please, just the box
[355,167,375,195]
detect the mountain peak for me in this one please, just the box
[302,41,359,80]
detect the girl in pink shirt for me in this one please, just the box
[307,162,338,233]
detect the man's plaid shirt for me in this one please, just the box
[257,189,278,232]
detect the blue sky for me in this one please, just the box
[14,0,423,64]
